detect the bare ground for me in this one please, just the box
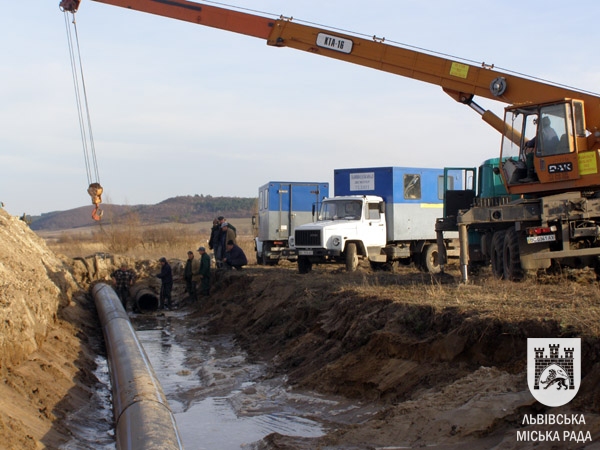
[2,206,600,449]
[193,264,600,449]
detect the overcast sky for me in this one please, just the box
[1,0,597,216]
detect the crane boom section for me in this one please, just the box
[92,0,274,39]
[269,21,596,111]
[90,0,600,130]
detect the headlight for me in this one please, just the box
[289,236,295,247]
[332,237,341,247]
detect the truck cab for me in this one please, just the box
[289,195,386,273]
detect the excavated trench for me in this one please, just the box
[166,268,600,449]
[132,310,383,449]
[84,264,600,448]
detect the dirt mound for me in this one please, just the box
[194,266,600,449]
[0,209,105,449]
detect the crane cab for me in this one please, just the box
[498,99,600,194]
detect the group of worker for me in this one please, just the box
[208,216,248,269]
[110,215,248,311]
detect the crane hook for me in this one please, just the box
[59,0,81,13]
[88,182,104,221]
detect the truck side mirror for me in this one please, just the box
[251,216,256,226]
[312,204,316,216]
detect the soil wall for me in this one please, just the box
[0,209,76,370]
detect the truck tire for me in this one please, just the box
[256,251,263,265]
[421,244,441,274]
[503,227,523,281]
[260,244,269,265]
[412,253,424,271]
[298,256,312,274]
[490,230,505,279]
[345,243,359,272]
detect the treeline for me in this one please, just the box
[158,195,256,215]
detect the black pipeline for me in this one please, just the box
[129,282,160,312]
[92,282,183,450]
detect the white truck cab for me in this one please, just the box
[289,195,386,273]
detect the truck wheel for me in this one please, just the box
[412,254,423,271]
[490,231,505,279]
[256,251,264,265]
[345,243,359,272]
[503,227,523,281]
[260,245,269,265]
[298,256,312,274]
[261,243,278,266]
[421,244,441,274]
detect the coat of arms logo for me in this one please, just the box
[527,338,581,407]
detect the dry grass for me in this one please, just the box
[36,219,600,337]
[37,218,256,262]
[338,264,600,336]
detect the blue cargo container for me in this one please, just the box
[334,167,456,243]
[255,181,329,265]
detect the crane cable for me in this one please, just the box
[61,6,104,221]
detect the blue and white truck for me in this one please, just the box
[253,181,329,265]
[288,167,460,273]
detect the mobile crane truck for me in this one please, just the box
[288,167,460,273]
[253,181,329,265]
[61,0,600,282]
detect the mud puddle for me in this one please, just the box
[61,354,115,449]
[132,311,381,449]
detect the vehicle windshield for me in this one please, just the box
[501,102,575,161]
[318,200,362,221]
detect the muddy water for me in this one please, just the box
[61,355,115,449]
[132,310,380,449]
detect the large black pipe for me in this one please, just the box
[129,283,160,312]
[92,282,183,450]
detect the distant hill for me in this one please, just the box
[29,195,257,231]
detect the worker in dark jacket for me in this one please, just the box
[208,218,220,260]
[223,240,248,270]
[196,246,211,296]
[110,263,136,310]
[156,257,173,309]
[183,251,199,299]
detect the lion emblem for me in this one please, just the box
[541,368,569,390]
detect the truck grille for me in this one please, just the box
[295,229,321,246]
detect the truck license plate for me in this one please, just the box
[527,235,556,244]
[298,250,314,256]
